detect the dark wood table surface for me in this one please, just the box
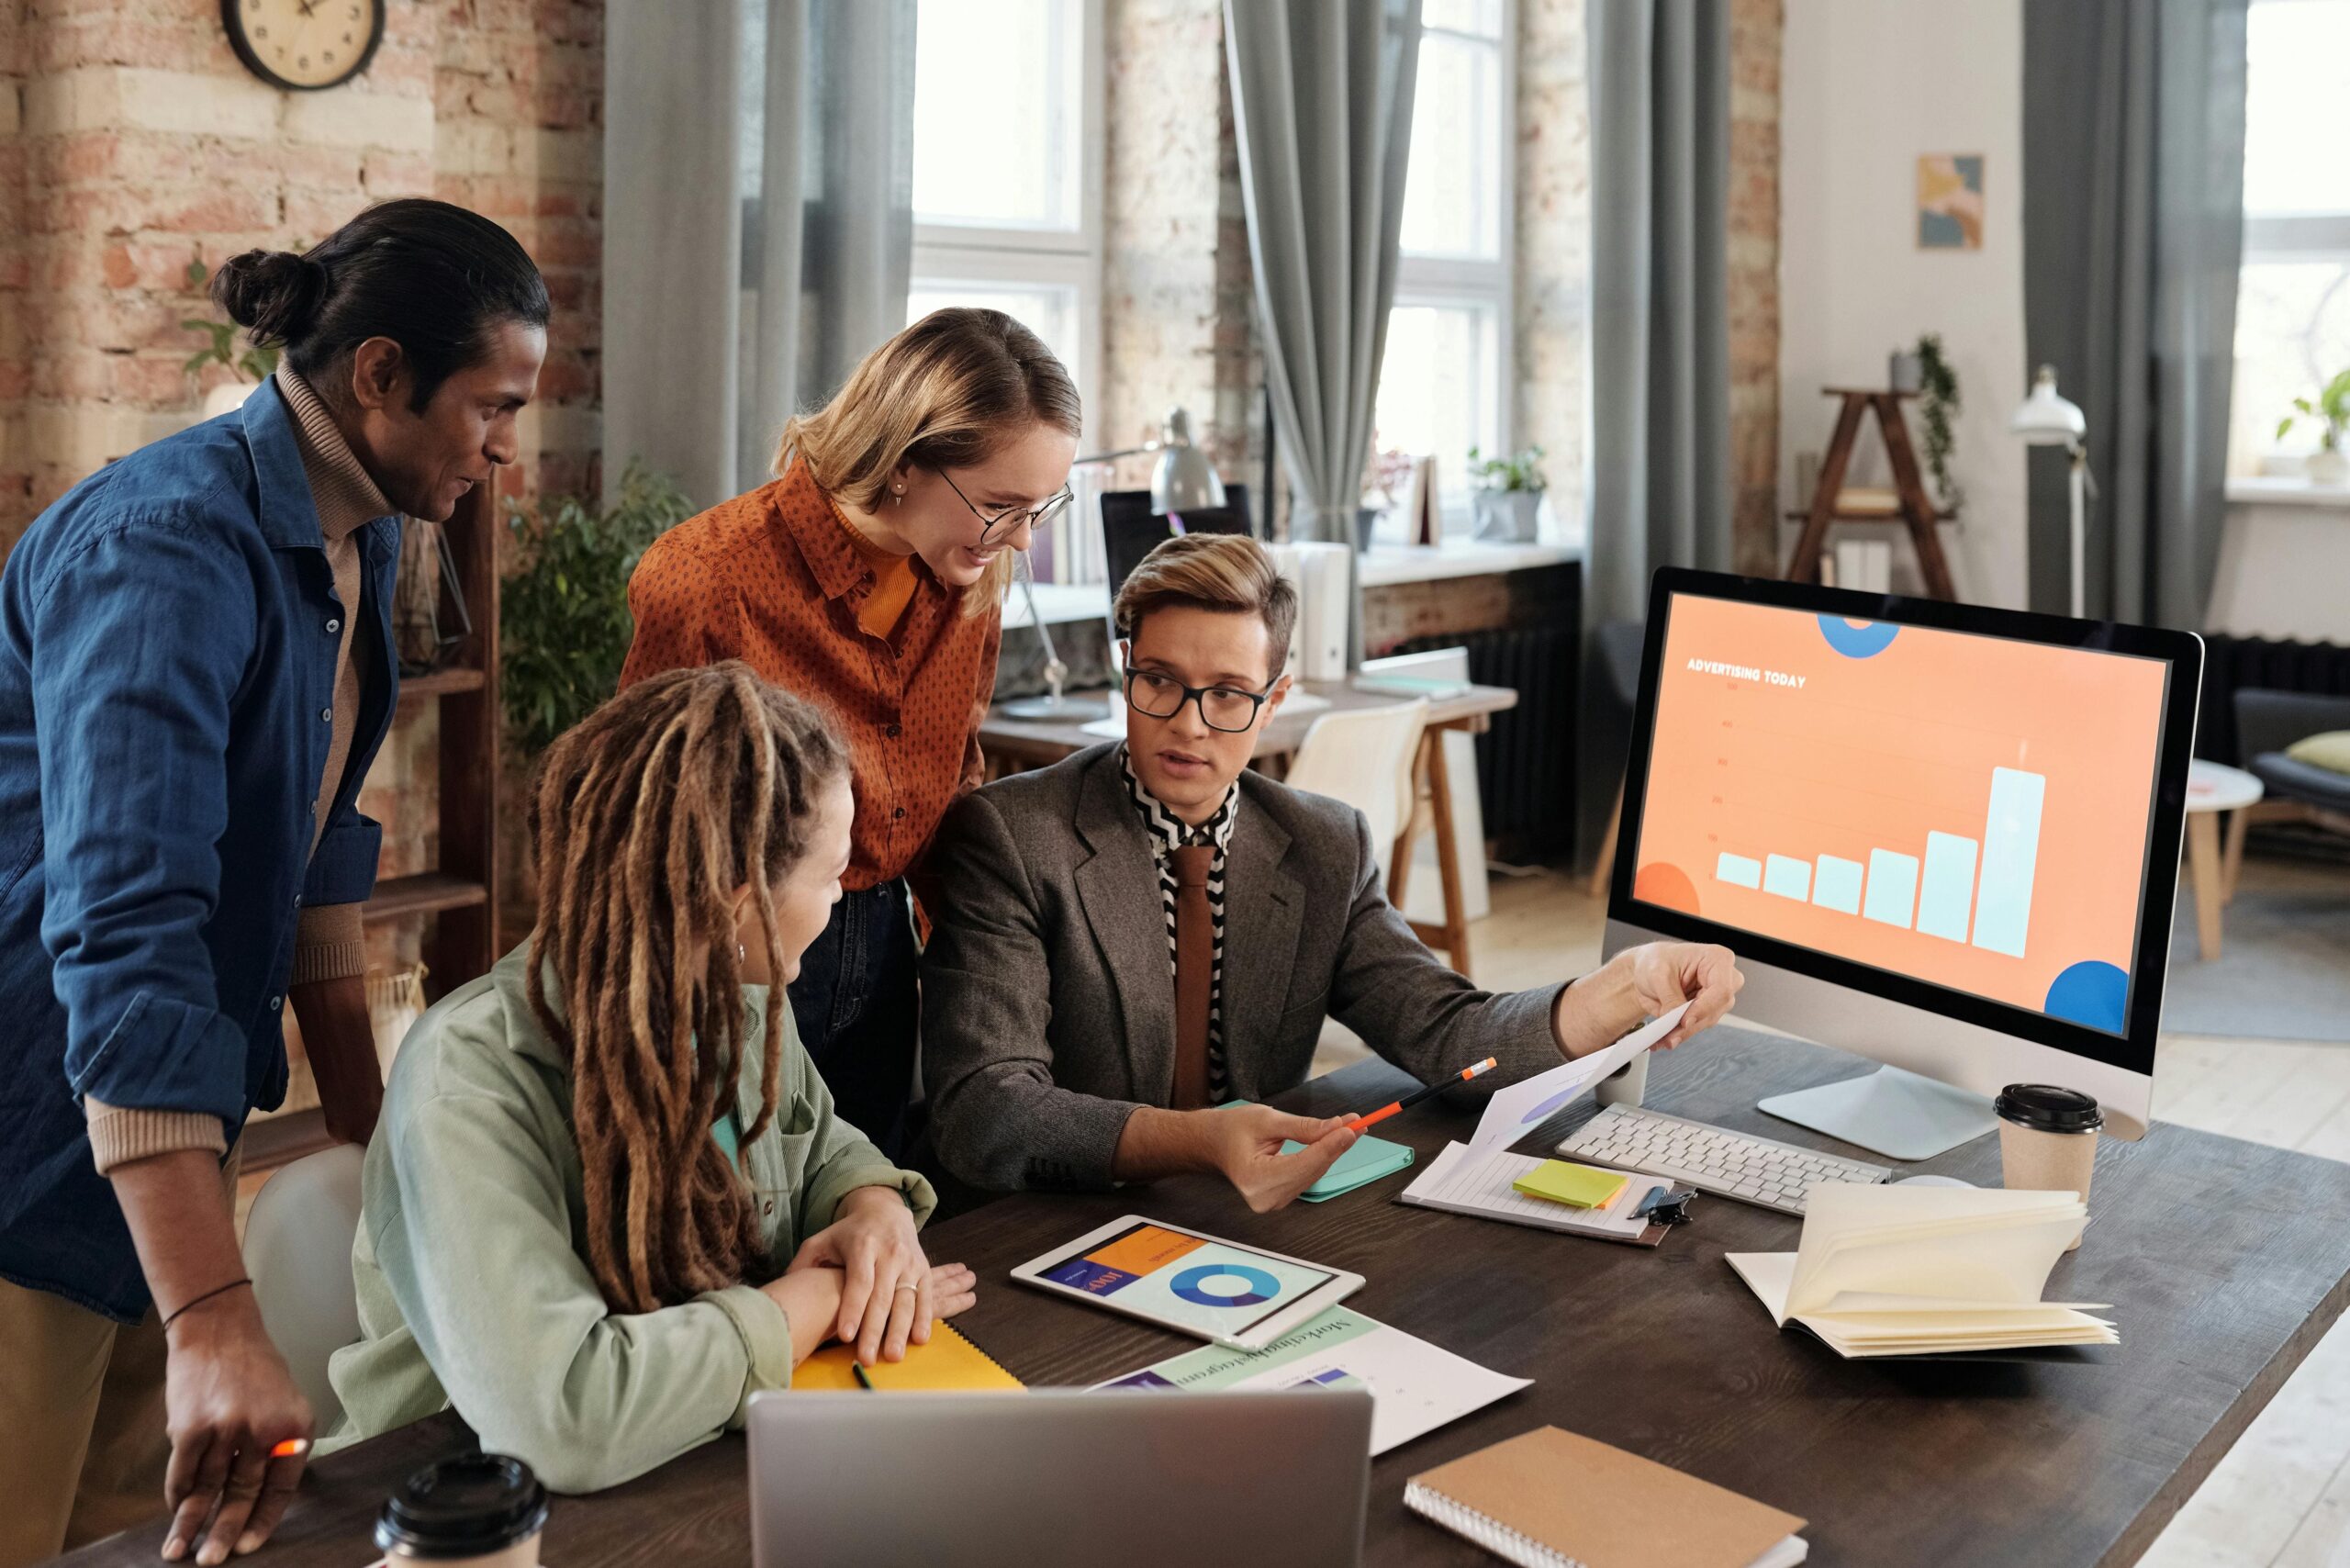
[62,1027,2350,1568]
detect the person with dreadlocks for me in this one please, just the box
[319,664,973,1493]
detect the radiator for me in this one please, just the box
[2196,635,2350,765]
[1398,622,1581,862]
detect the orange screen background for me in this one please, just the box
[1632,595,2170,1025]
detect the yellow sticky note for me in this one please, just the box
[1512,1159,1629,1210]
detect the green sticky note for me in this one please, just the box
[1512,1159,1628,1209]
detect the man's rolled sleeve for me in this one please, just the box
[302,812,383,909]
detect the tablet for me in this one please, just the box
[1010,1216,1364,1350]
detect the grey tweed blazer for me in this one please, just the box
[920,744,1569,1193]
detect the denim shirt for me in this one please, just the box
[0,380,399,1320]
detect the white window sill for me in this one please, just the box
[2226,476,2350,510]
[1358,537,1583,588]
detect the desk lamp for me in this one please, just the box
[2009,365,2090,617]
[1000,408,1225,721]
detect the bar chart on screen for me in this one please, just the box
[1633,596,2169,1027]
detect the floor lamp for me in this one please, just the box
[998,409,1226,721]
[2010,364,2090,618]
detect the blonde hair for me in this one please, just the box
[777,307,1081,616]
[1112,533,1299,681]
[525,663,848,1313]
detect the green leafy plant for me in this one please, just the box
[1914,332,1963,512]
[181,258,279,382]
[499,461,694,758]
[1464,444,1549,492]
[2277,368,2350,451]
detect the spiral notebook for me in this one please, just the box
[1404,1427,1807,1568]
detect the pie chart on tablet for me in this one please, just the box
[1169,1262,1281,1308]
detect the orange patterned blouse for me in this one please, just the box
[619,459,1002,890]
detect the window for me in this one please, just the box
[2230,0,2350,475]
[1371,0,1513,532]
[907,0,1102,438]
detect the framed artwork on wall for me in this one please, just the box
[1918,154,1986,250]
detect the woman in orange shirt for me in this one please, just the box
[620,308,1080,1156]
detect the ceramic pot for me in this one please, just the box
[1472,489,1541,543]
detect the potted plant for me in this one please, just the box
[1914,333,1964,513]
[500,461,694,758]
[1466,444,1547,543]
[2278,369,2350,485]
[183,257,279,419]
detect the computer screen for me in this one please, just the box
[1101,486,1251,601]
[1628,585,2177,1041]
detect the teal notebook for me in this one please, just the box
[1222,1101,1417,1201]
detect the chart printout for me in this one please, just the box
[1632,596,2169,1036]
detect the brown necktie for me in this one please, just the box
[1169,843,1215,1110]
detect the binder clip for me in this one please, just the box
[1645,1190,1696,1226]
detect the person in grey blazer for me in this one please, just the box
[922,534,1743,1209]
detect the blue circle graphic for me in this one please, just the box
[2044,959,2128,1034]
[1816,615,1901,658]
[1170,1262,1282,1308]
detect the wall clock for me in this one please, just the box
[222,0,386,92]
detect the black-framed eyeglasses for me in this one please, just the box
[1123,666,1279,734]
[937,468,1074,545]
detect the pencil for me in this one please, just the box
[1344,1057,1499,1132]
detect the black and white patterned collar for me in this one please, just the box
[1118,745,1238,857]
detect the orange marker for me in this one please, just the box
[270,1439,311,1461]
[1344,1057,1498,1132]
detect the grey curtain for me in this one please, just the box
[1581,0,1730,860]
[604,0,914,510]
[1223,0,1423,552]
[2021,0,2247,629]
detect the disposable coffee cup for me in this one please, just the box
[1995,1083,2102,1252]
[376,1455,550,1568]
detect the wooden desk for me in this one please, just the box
[979,678,1519,977]
[62,1028,2350,1568]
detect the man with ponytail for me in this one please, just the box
[321,666,972,1494]
[0,199,546,1567]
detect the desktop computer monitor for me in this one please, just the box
[1101,486,1252,605]
[1602,569,2202,1159]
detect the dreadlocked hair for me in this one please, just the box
[524,661,848,1314]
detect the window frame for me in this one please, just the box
[1390,0,1517,525]
[908,0,1105,446]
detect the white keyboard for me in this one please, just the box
[1555,1103,1893,1215]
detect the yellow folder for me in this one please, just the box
[795,1323,1024,1393]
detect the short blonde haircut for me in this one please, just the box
[777,307,1080,615]
[1112,533,1299,681]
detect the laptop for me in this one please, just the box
[1100,484,1253,604]
[747,1386,1371,1568]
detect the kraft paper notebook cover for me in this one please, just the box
[1404,1427,1807,1568]
[794,1324,1024,1392]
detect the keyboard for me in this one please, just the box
[1554,1103,1893,1215]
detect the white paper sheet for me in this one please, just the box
[1400,1142,1657,1240]
[1468,1002,1691,1154]
[1090,1306,1529,1455]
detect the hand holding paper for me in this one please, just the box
[1469,1002,1691,1154]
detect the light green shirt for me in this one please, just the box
[321,943,934,1492]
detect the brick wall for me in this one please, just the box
[1728,0,1783,577]
[1100,0,1261,511]
[0,1,603,997]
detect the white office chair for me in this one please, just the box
[243,1142,365,1428]
[1282,699,1429,887]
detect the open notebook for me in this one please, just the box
[1726,1184,2115,1359]
[1405,1426,1807,1568]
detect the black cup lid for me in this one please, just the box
[376,1455,549,1559]
[1996,1083,2103,1133]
